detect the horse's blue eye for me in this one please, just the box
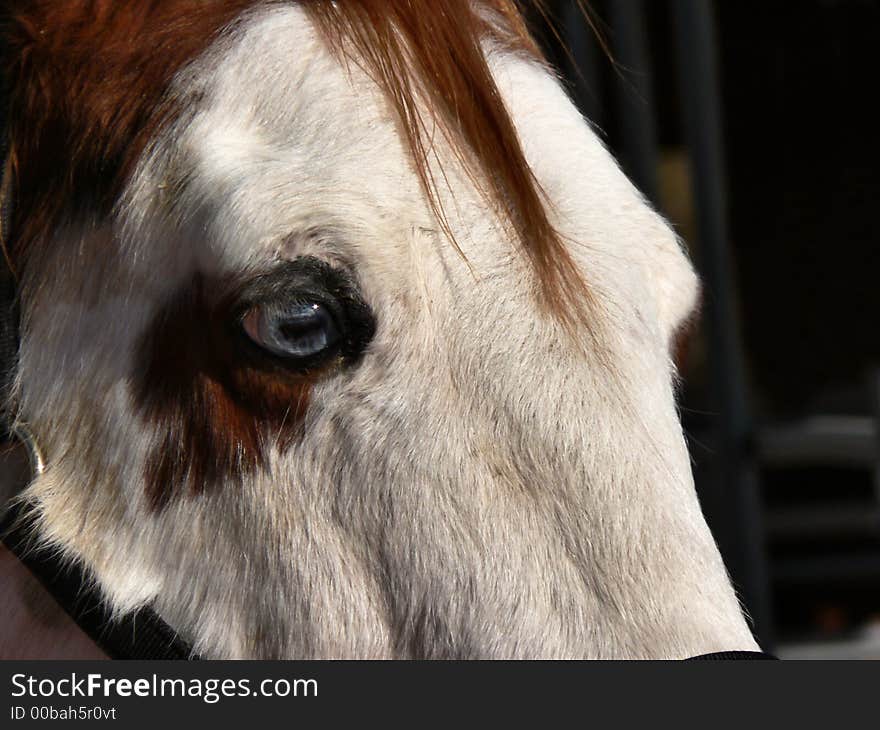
[242,302,340,362]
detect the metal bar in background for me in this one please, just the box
[670,0,774,649]
[606,0,660,206]
[556,0,606,130]
[872,369,880,504]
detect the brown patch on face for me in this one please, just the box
[1,0,256,264]
[136,274,314,510]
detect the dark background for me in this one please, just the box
[535,0,880,657]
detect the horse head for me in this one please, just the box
[1,0,759,658]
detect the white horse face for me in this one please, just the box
[9,3,757,657]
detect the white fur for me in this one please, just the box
[12,6,758,658]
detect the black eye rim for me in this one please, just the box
[233,257,376,373]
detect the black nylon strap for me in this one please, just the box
[687,651,777,660]
[0,66,18,443]
[0,238,15,408]
[1,498,198,660]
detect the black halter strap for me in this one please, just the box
[0,64,17,442]
[688,651,776,660]
[0,501,197,660]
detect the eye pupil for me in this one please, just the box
[278,303,322,338]
[243,302,341,363]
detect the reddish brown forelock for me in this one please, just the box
[137,274,313,510]
[3,0,594,319]
[2,0,256,263]
[306,0,594,332]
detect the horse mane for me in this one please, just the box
[2,0,589,326]
[306,1,591,328]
